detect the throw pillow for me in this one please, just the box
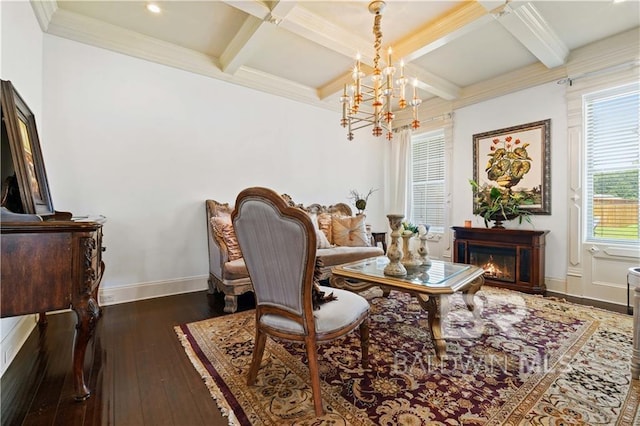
[316,229,332,249]
[210,217,243,261]
[307,212,331,249]
[332,215,370,247]
[317,212,333,245]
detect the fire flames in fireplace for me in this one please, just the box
[468,245,517,283]
[481,255,514,282]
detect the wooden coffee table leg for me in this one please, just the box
[462,276,484,311]
[416,294,445,359]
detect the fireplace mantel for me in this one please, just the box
[452,227,549,294]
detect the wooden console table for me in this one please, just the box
[452,227,548,294]
[1,219,106,401]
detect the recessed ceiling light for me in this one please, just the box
[146,3,161,14]
[612,0,627,3]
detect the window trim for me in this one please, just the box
[583,83,639,245]
[409,129,446,234]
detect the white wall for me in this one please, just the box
[451,81,568,281]
[41,34,387,297]
[0,0,43,375]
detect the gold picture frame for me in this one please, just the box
[473,119,551,215]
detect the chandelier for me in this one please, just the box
[340,0,422,141]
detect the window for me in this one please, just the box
[410,129,445,233]
[584,84,639,243]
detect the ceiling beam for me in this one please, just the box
[219,0,270,20]
[220,16,274,74]
[219,1,296,75]
[404,64,461,101]
[315,2,497,101]
[480,1,569,68]
[225,1,483,101]
[393,1,492,62]
[279,5,372,61]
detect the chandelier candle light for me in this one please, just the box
[340,0,422,141]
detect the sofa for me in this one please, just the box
[206,196,385,313]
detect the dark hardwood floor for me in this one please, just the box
[1,291,256,426]
[1,287,627,425]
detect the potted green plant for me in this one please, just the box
[401,221,419,235]
[348,188,377,215]
[469,179,532,228]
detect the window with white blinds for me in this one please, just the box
[584,84,639,243]
[410,129,445,233]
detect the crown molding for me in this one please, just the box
[30,0,57,32]
[233,66,334,109]
[455,62,567,109]
[566,27,640,77]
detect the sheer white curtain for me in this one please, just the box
[384,127,412,216]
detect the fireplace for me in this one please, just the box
[469,245,516,283]
[452,227,548,294]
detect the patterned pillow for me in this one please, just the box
[210,217,243,261]
[307,212,331,249]
[317,212,333,245]
[332,215,370,247]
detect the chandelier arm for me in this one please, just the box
[349,115,376,124]
[348,118,393,130]
[351,122,376,131]
[349,112,376,119]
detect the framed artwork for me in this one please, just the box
[473,119,551,215]
[1,80,54,216]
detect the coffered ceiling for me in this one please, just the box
[32,1,640,111]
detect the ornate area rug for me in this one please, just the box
[175,287,639,425]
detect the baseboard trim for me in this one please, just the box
[1,315,38,377]
[545,277,566,294]
[544,276,626,313]
[99,276,209,306]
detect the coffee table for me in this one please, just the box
[330,257,485,359]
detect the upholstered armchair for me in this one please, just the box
[232,187,370,417]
